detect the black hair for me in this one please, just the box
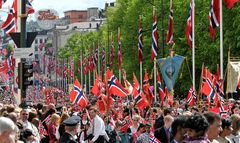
[171,115,187,137]
[164,108,173,116]
[221,118,232,129]
[184,114,209,134]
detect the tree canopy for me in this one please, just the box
[58,0,240,97]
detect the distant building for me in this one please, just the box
[64,10,88,24]
[64,7,99,24]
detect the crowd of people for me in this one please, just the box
[0,99,239,143]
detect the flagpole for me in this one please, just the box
[80,51,83,86]
[192,0,196,91]
[119,69,121,84]
[89,69,91,95]
[220,0,223,80]
[140,61,142,90]
[154,58,157,102]
[98,43,100,78]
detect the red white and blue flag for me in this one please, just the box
[186,86,196,106]
[138,16,143,64]
[118,28,122,69]
[69,79,88,108]
[149,134,160,143]
[209,0,220,40]
[26,0,35,14]
[132,74,149,110]
[2,0,17,35]
[186,0,193,48]
[166,0,174,45]
[107,69,128,97]
[151,8,158,61]
[102,49,106,72]
[157,71,165,105]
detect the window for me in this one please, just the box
[78,15,83,19]
[35,39,38,44]
[40,39,43,43]
[35,54,39,60]
[35,45,38,51]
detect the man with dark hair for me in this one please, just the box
[203,112,222,142]
[89,107,109,143]
[171,116,187,143]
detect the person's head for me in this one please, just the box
[132,115,141,126]
[138,123,145,133]
[184,114,209,138]
[145,123,151,133]
[171,116,187,141]
[60,113,70,124]
[7,112,18,123]
[0,117,17,143]
[164,115,174,128]
[89,107,98,119]
[123,108,130,117]
[164,108,173,116]
[230,114,240,135]
[64,116,81,136]
[20,109,30,122]
[31,118,39,128]
[220,118,232,137]
[50,113,60,125]
[203,112,222,141]
[22,129,34,141]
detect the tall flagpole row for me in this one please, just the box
[192,0,195,91]
[154,58,157,102]
[220,0,224,80]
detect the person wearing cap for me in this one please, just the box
[59,115,81,143]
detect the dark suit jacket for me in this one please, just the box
[154,126,173,143]
[59,132,78,143]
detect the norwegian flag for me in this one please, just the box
[132,73,149,110]
[186,87,196,106]
[26,0,35,14]
[166,0,174,45]
[138,16,143,64]
[91,72,101,96]
[39,121,48,137]
[107,69,128,97]
[2,0,17,35]
[42,115,52,125]
[110,34,114,69]
[118,27,122,69]
[119,115,132,132]
[149,134,160,143]
[202,78,216,100]
[94,48,98,68]
[69,79,88,108]
[151,8,158,61]
[0,0,7,9]
[210,105,229,118]
[157,71,165,105]
[186,0,193,48]
[109,117,116,130]
[83,54,89,74]
[224,0,239,9]
[102,49,106,72]
[143,71,154,104]
[209,0,220,40]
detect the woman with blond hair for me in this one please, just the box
[47,113,60,143]
[57,113,70,139]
